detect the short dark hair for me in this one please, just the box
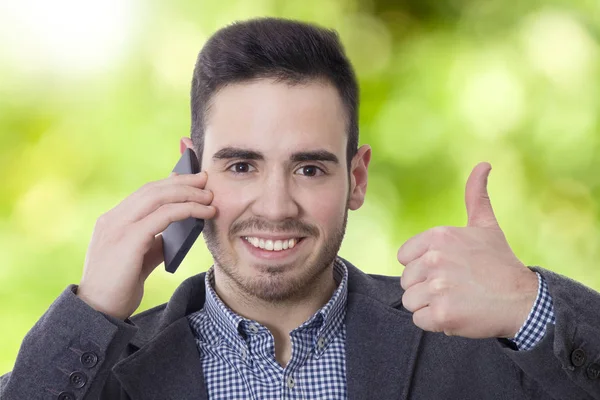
[190,17,359,170]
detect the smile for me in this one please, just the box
[243,236,305,252]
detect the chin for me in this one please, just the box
[228,261,316,303]
[243,265,303,300]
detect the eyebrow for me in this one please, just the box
[212,147,339,164]
[212,147,263,161]
[291,150,339,164]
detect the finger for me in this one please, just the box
[118,171,208,213]
[411,306,442,333]
[134,201,216,239]
[115,173,212,225]
[397,230,433,266]
[465,162,499,229]
[401,281,431,313]
[400,255,429,291]
[122,185,213,225]
[164,170,207,186]
[140,234,165,281]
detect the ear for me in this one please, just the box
[347,144,372,210]
[179,137,195,155]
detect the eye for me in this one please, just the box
[228,162,255,174]
[295,165,325,177]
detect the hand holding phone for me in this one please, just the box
[162,148,205,273]
[76,148,214,320]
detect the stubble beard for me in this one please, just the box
[202,208,348,304]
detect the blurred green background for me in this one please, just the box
[1,0,600,374]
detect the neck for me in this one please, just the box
[212,262,338,366]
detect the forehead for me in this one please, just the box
[203,78,348,158]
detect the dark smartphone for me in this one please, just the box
[162,148,204,273]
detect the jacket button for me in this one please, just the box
[80,351,98,368]
[571,348,586,367]
[587,363,600,380]
[69,371,88,388]
[58,392,75,400]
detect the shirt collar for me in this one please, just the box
[202,257,349,354]
[293,258,348,358]
[202,267,247,354]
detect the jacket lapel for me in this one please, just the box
[110,260,422,400]
[112,318,207,400]
[344,260,423,400]
[113,273,209,400]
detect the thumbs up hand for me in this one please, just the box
[398,162,539,339]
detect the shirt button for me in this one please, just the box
[241,348,247,360]
[57,392,75,400]
[571,348,586,367]
[317,337,326,349]
[249,324,259,334]
[287,376,295,389]
[587,363,600,380]
[80,351,98,368]
[69,371,88,388]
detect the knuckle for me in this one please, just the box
[432,303,452,327]
[95,212,110,227]
[436,307,460,334]
[430,226,455,246]
[196,188,212,204]
[187,201,203,217]
[428,278,447,294]
[158,202,177,220]
[431,226,449,239]
[426,250,443,267]
[135,183,156,202]
[95,213,106,225]
[140,181,157,192]
[168,184,209,204]
[163,183,179,197]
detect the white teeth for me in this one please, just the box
[244,237,300,251]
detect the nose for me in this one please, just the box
[250,170,300,221]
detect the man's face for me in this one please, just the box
[200,78,351,303]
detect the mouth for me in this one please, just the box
[240,236,307,260]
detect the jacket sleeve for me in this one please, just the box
[0,285,138,400]
[499,267,600,399]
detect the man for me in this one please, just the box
[1,17,599,400]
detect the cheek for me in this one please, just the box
[210,186,238,214]
[206,174,254,207]
[205,178,245,234]
[302,184,348,230]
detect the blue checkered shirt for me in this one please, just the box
[509,271,556,350]
[187,258,348,399]
[187,262,554,399]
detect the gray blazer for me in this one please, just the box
[2,259,599,399]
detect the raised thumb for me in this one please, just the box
[465,162,499,229]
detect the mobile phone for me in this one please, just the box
[162,148,204,273]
